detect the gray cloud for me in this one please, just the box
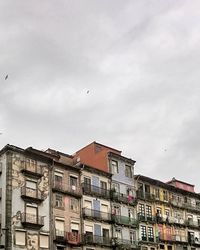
[1,0,200,190]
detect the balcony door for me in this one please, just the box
[55,219,65,237]
[94,224,101,243]
[93,199,100,218]
[92,176,99,194]
[26,205,37,224]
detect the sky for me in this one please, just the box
[0,0,200,190]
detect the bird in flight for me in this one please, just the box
[5,75,8,80]
[87,90,90,94]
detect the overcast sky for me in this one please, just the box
[1,0,200,190]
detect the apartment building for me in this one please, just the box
[74,141,138,250]
[80,164,112,250]
[46,149,82,250]
[0,145,52,250]
[135,175,200,250]
[108,151,138,250]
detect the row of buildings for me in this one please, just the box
[0,142,199,250]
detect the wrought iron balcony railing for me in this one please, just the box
[159,233,188,244]
[21,187,44,202]
[170,199,200,212]
[21,213,44,228]
[111,190,136,205]
[55,230,66,242]
[82,208,111,222]
[139,237,157,243]
[66,232,81,245]
[82,183,110,199]
[138,214,156,223]
[136,191,155,201]
[114,239,139,249]
[112,215,138,227]
[53,181,82,197]
[83,234,111,246]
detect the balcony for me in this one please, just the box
[83,234,111,247]
[186,220,200,229]
[114,239,138,249]
[21,187,44,203]
[112,215,138,227]
[139,237,158,244]
[156,215,185,227]
[190,237,200,246]
[66,232,81,245]
[82,208,111,222]
[170,199,200,213]
[138,214,156,224]
[82,183,110,199]
[55,230,66,243]
[137,191,155,201]
[171,235,188,243]
[21,162,43,178]
[111,190,136,206]
[53,181,82,198]
[21,213,44,229]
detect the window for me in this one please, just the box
[165,209,170,217]
[115,228,122,239]
[112,183,119,193]
[84,177,91,185]
[146,205,152,218]
[148,227,154,241]
[70,176,78,190]
[155,188,160,199]
[103,228,109,238]
[141,225,147,241]
[163,190,168,201]
[54,172,63,188]
[40,234,49,248]
[71,222,79,233]
[112,205,120,216]
[111,160,118,174]
[55,219,65,236]
[128,209,134,219]
[84,200,92,209]
[15,230,26,246]
[125,165,132,178]
[70,198,78,212]
[100,181,107,190]
[26,205,37,223]
[139,204,145,217]
[130,231,136,243]
[55,194,64,208]
[26,180,37,197]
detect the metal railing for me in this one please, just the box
[66,232,81,245]
[159,234,187,243]
[83,234,111,246]
[138,214,156,223]
[112,215,138,226]
[114,238,138,248]
[21,213,44,226]
[111,191,136,205]
[137,191,155,201]
[53,181,81,195]
[82,183,110,199]
[83,208,111,221]
[21,187,44,201]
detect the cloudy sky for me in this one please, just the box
[1,0,200,190]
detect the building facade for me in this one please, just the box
[0,142,200,250]
[0,145,52,250]
[135,175,200,250]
